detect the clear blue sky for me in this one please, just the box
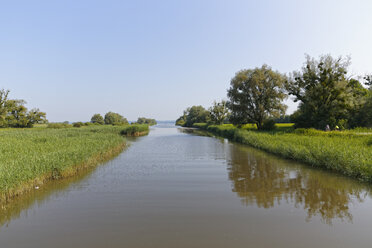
[1,0,371,122]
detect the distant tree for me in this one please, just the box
[209,100,229,125]
[175,110,187,126]
[0,89,47,128]
[91,113,104,124]
[136,117,157,125]
[27,108,47,127]
[0,89,10,127]
[227,65,287,130]
[104,112,128,125]
[274,115,291,123]
[184,105,210,127]
[5,99,29,127]
[286,55,363,129]
[356,77,372,127]
[176,106,210,127]
[347,79,370,128]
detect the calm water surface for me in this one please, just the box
[1,124,372,247]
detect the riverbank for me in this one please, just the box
[0,125,148,203]
[192,123,372,182]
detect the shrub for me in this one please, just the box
[73,122,84,128]
[120,124,149,136]
[262,119,277,131]
[47,123,72,128]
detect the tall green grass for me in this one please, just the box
[193,123,372,182]
[120,124,149,136]
[0,125,128,202]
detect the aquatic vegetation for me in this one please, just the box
[193,124,372,181]
[0,126,129,202]
[120,124,149,136]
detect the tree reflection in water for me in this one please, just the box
[225,142,371,224]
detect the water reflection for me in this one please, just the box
[0,166,96,228]
[225,142,371,224]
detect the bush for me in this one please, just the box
[47,123,72,128]
[262,119,276,131]
[73,122,84,128]
[193,123,208,129]
[120,124,149,136]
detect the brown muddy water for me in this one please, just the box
[1,124,372,248]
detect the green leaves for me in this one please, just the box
[227,65,287,130]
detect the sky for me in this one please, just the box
[1,0,372,122]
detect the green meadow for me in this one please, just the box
[0,124,148,202]
[193,123,372,182]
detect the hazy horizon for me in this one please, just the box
[1,0,372,122]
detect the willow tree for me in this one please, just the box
[286,55,359,129]
[227,65,287,130]
[209,100,229,125]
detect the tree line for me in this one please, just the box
[176,55,372,130]
[91,113,156,126]
[0,89,47,128]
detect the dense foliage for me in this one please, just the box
[120,124,149,136]
[209,100,229,125]
[175,105,210,127]
[91,113,104,124]
[227,65,287,130]
[136,117,157,126]
[0,89,47,128]
[104,112,129,125]
[286,55,371,129]
[177,54,372,130]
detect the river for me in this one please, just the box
[1,123,372,248]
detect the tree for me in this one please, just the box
[286,55,360,129]
[356,77,372,127]
[0,89,47,128]
[91,113,104,124]
[136,117,157,125]
[176,106,210,127]
[227,65,287,130]
[27,108,47,127]
[209,100,229,124]
[0,89,10,127]
[184,105,210,127]
[104,112,128,125]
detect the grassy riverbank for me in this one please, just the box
[0,125,148,202]
[193,123,372,182]
[121,124,149,136]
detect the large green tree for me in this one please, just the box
[0,89,46,128]
[91,113,104,124]
[227,65,287,130]
[287,55,363,129]
[104,112,128,125]
[176,105,210,127]
[209,100,229,125]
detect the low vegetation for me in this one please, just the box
[0,124,149,202]
[193,123,372,182]
[120,124,149,136]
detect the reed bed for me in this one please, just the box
[0,126,128,202]
[120,124,149,136]
[193,123,372,182]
